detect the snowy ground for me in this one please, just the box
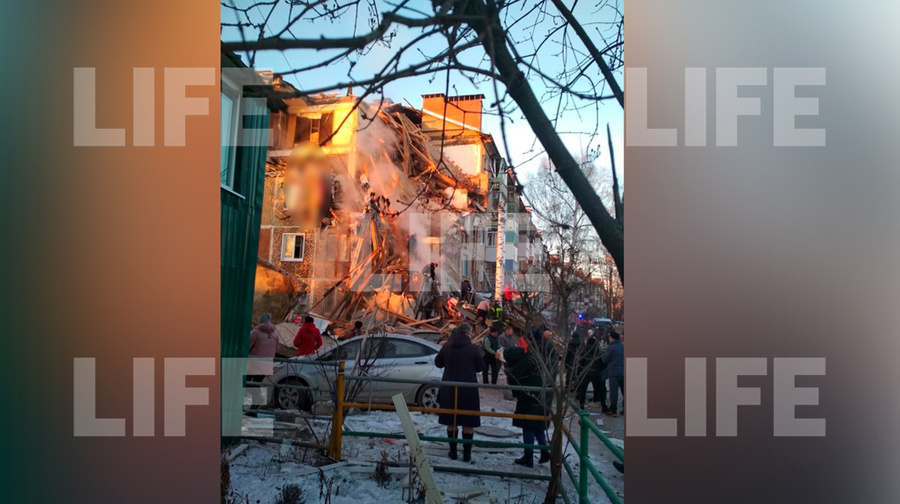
[227,377,624,504]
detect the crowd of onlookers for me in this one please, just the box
[247,312,624,470]
[433,321,624,467]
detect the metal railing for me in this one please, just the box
[561,401,624,504]
[313,361,624,503]
[330,361,553,460]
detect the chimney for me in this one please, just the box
[421,93,484,133]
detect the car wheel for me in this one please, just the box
[417,383,440,411]
[276,378,311,411]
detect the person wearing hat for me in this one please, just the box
[247,313,278,410]
[434,323,484,462]
[249,313,278,372]
[293,316,323,356]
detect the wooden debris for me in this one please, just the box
[443,486,485,500]
[393,393,444,504]
[226,444,249,462]
[408,316,441,327]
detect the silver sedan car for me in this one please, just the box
[269,333,443,411]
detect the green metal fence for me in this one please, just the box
[320,366,624,503]
[562,408,624,504]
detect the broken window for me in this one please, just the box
[322,234,350,261]
[339,234,350,261]
[281,233,306,261]
[294,116,312,144]
[281,182,291,211]
[320,112,334,143]
[269,111,290,151]
[294,112,335,146]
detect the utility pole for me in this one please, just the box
[494,186,505,302]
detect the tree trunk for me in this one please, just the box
[462,2,624,282]
[545,416,567,504]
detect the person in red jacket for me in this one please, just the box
[293,316,323,356]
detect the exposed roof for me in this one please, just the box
[421,93,486,102]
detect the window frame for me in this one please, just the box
[325,340,361,361]
[220,77,242,192]
[384,339,435,358]
[281,181,291,211]
[281,233,307,262]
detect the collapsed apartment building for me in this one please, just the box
[251,80,547,338]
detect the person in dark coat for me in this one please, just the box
[603,331,625,416]
[576,330,608,411]
[460,278,472,304]
[434,323,484,461]
[530,327,558,377]
[503,345,550,467]
[564,328,583,389]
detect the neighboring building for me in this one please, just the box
[220,51,274,440]
[418,94,533,298]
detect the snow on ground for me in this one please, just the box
[228,377,624,504]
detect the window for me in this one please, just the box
[330,340,361,361]
[294,112,335,145]
[281,182,291,211]
[487,231,496,246]
[339,235,350,261]
[364,337,389,359]
[324,234,350,263]
[220,91,239,189]
[281,233,306,261]
[384,339,434,358]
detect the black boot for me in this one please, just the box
[462,432,474,462]
[447,429,458,460]
[538,450,550,464]
[514,450,534,468]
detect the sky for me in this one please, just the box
[221,0,624,191]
